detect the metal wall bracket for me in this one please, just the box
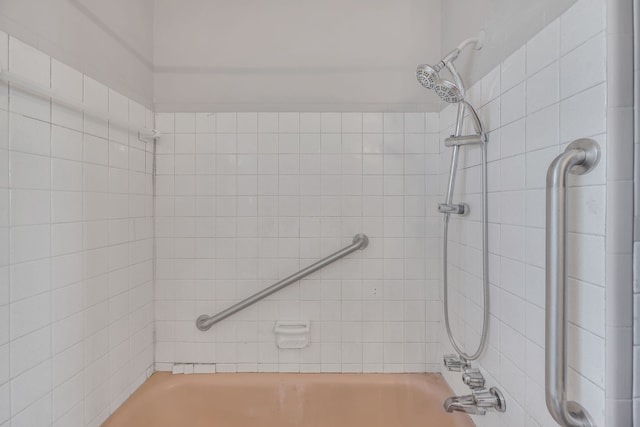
[443,354,470,372]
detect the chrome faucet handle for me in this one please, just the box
[472,387,507,412]
[462,368,485,390]
[443,354,470,372]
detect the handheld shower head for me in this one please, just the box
[435,79,486,140]
[416,64,440,89]
[434,79,464,103]
[415,48,460,89]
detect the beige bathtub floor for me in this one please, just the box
[103,372,474,427]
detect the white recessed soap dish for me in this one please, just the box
[274,320,310,349]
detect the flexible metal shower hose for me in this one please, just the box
[442,136,490,361]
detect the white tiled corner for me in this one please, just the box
[440,2,609,424]
[2,38,154,426]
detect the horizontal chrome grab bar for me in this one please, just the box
[196,234,369,331]
[546,139,600,427]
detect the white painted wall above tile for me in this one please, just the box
[440,0,580,91]
[0,0,597,114]
[153,111,443,374]
[153,0,442,112]
[0,0,154,107]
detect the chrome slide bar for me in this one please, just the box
[196,234,369,331]
[546,139,600,427]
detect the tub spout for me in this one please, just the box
[443,387,506,416]
[443,394,486,415]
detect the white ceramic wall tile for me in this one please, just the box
[51,59,83,103]
[526,62,559,114]
[8,38,50,88]
[1,38,154,426]
[560,31,606,99]
[560,83,607,143]
[560,0,606,55]
[526,19,560,77]
[155,112,440,373]
[501,46,526,93]
[501,83,526,126]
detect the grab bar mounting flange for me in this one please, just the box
[565,138,601,175]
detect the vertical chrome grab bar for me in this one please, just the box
[196,234,369,331]
[545,139,600,427]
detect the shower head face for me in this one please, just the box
[434,79,464,103]
[416,64,440,89]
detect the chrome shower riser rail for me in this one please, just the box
[196,234,369,331]
[441,91,490,362]
[546,139,600,427]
